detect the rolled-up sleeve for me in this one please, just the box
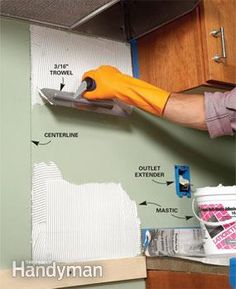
[204,88,236,138]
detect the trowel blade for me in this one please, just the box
[39,88,114,109]
[39,88,75,106]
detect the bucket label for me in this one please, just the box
[200,204,236,250]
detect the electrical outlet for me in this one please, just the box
[174,165,191,198]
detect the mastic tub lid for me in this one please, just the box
[194,184,236,197]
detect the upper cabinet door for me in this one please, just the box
[202,0,236,85]
[137,9,206,92]
[137,0,235,91]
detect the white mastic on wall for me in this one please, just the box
[32,162,141,262]
[30,25,132,106]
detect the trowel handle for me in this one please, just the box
[84,77,96,91]
[79,77,114,109]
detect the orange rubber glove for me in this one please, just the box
[82,65,170,116]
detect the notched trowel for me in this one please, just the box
[39,77,132,117]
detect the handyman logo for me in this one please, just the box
[12,261,103,280]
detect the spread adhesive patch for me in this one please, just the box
[32,162,141,262]
[30,25,132,106]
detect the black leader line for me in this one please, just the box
[152,179,174,186]
[139,201,161,207]
[31,140,52,146]
[171,214,193,221]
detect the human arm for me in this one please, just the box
[204,88,236,138]
[82,65,207,130]
[82,65,236,137]
[155,90,236,136]
[163,93,207,131]
[160,89,236,136]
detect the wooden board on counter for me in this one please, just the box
[1,256,146,289]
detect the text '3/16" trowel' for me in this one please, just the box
[39,77,132,117]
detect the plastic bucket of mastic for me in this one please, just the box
[192,185,236,256]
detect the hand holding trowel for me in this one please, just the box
[39,65,170,117]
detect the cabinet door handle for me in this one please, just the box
[210,26,227,63]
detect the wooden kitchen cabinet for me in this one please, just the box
[147,271,230,289]
[137,0,236,92]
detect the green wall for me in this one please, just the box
[1,17,235,289]
[0,17,31,268]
